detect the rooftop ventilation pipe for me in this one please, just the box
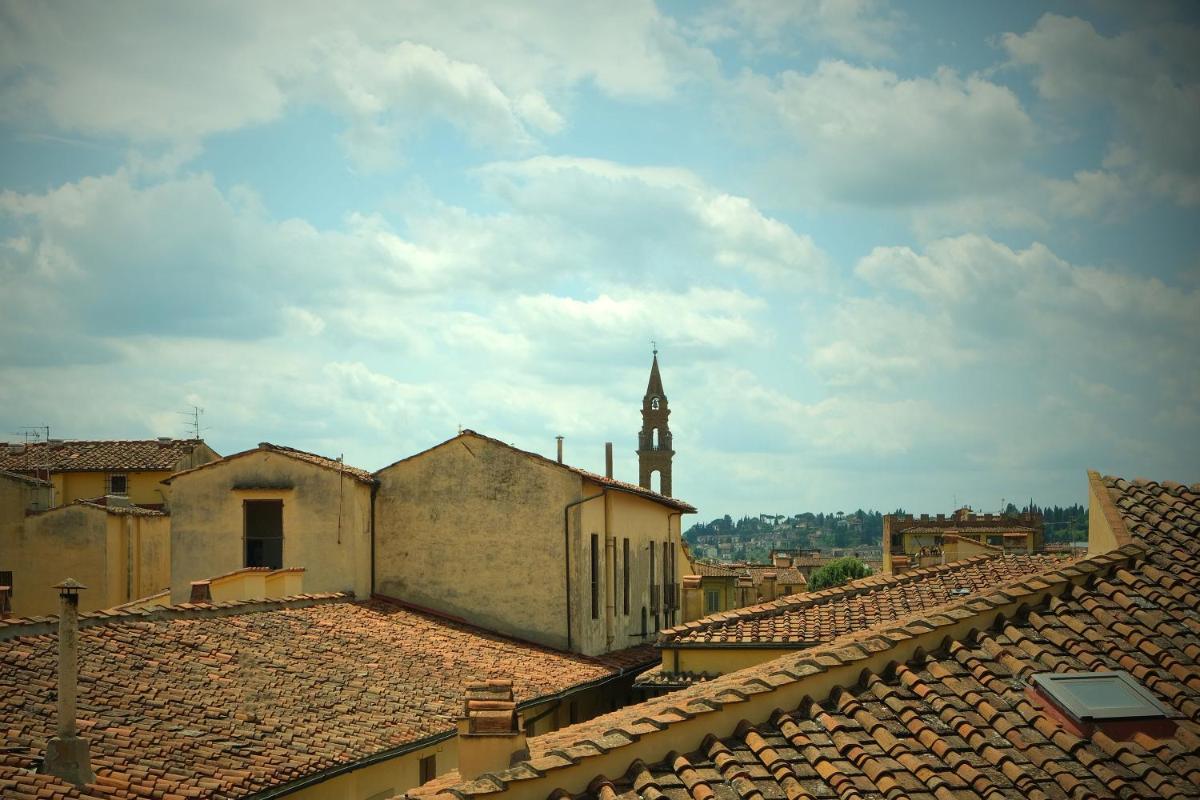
[41,578,94,786]
[556,436,564,464]
[605,442,613,478]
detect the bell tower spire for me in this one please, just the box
[637,345,673,496]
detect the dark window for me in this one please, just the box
[590,533,599,619]
[569,701,579,724]
[244,500,283,569]
[663,541,671,610]
[419,754,437,784]
[622,538,630,615]
[705,589,719,613]
[0,570,11,595]
[107,474,128,495]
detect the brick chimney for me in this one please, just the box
[41,578,94,786]
[457,680,527,780]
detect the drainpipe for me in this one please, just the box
[666,511,681,626]
[604,490,615,652]
[126,516,135,603]
[42,578,94,786]
[562,491,604,653]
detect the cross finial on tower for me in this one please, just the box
[650,338,657,355]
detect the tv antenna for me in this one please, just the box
[178,406,205,439]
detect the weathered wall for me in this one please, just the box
[13,506,111,616]
[374,436,577,651]
[169,451,372,603]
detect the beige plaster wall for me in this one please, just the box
[169,451,372,603]
[668,646,787,677]
[374,436,579,651]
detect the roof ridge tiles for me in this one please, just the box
[0,591,352,641]
[414,551,1117,800]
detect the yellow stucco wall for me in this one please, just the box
[6,505,170,616]
[168,451,373,603]
[374,435,686,656]
[374,437,580,651]
[663,646,786,678]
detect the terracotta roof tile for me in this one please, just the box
[412,474,1200,800]
[661,554,1064,648]
[1,596,655,799]
[0,440,207,473]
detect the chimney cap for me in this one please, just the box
[53,578,87,594]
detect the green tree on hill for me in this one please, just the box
[808,557,872,591]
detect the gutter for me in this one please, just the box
[369,481,378,596]
[562,491,605,652]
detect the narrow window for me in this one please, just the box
[419,754,437,784]
[652,427,659,448]
[663,541,672,610]
[244,500,283,569]
[569,701,579,724]
[705,590,719,613]
[650,541,658,612]
[622,538,630,615]
[651,397,660,410]
[108,473,128,495]
[590,533,599,619]
[0,570,12,595]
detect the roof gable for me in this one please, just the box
[163,442,375,485]
[378,430,696,512]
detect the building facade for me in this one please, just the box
[882,506,1044,573]
[165,443,375,603]
[374,430,695,657]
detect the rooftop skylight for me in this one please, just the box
[1029,671,1173,722]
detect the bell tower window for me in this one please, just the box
[650,397,660,410]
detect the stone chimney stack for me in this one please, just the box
[735,575,754,608]
[42,578,94,786]
[555,436,564,464]
[0,583,11,616]
[605,442,613,479]
[457,680,527,780]
[761,571,778,602]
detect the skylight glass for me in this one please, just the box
[1030,671,1173,721]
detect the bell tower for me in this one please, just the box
[637,348,674,496]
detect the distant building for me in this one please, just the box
[636,350,674,497]
[883,506,1044,573]
[0,438,219,509]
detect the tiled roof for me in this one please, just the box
[901,525,1036,535]
[162,441,375,485]
[410,474,1200,800]
[689,563,807,585]
[0,439,206,473]
[29,500,167,518]
[379,431,697,513]
[0,595,656,799]
[664,554,1061,647]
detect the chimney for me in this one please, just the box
[681,575,702,622]
[41,578,94,786]
[734,575,754,608]
[772,551,792,568]
[0,584,10,615]
[761,570,778,602]
[189,580,213,604]
[555,436,564,464]
[604,442,613,479]
[457,680,527,780]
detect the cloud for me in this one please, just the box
[0,1,703,167]
[689,0,905,60]
[1002,13,1200,206]
[739,60,1036,207]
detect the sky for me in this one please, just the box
[1,1,1197,519]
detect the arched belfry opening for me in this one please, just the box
[637,348,673,497]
